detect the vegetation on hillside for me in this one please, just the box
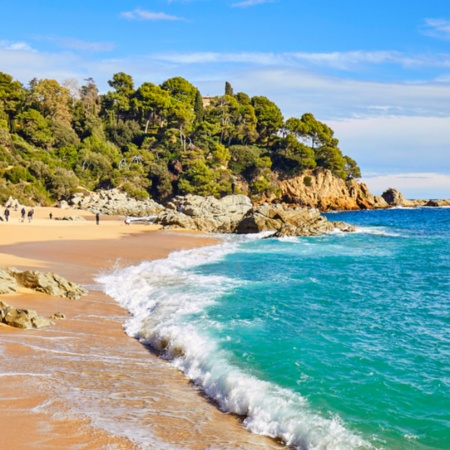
[0,71,361,205]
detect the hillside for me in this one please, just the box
[0,71,362,207]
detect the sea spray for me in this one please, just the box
[98,236,371,449]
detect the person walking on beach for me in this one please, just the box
[20,207,25,222]
[96,212,100,225]
[4,208,10,222]
[27,208,34,223]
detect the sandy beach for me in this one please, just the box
[0,207,282,449]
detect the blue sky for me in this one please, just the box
[1,0,450,198]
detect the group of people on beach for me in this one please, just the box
[2,206,34,223]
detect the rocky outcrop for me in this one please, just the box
[157,195,353,237]
[158,194,253,233]
[279,168,388,211]
[381,188,450,208]
[66,189,165,216]
[0,268,87,299]
[55,215,86,221]
[236,204,333,236]
[0,300,62,329]
[425,199,450,207]
[381,188,405,206]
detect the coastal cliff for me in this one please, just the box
[279,168,389,211]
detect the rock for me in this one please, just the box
[402,199,428,207]
[0,269,19,294]
[2,306,37,329]
[31,316,54,329]
[156,209,198,230]
[0,301,54,329]
[279,168,389,211]
[158,194,253,233]
[157,195,353,238]
[425,199,450,207]
[332,221,357,232]
[382,188,405,206]
[67,189,165,217]
[5,268,87,299]
[50,312,66,320]
[58,215,86,221]
[236,203,335,236]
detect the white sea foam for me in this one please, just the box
[98,238,372,450]
[354,226,402,237]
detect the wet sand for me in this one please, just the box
[0,207,283,449]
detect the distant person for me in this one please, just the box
[20,207,25,222]
[49,212,53,220]
[96,213,100,225]
[27,208,34,223]
[4,208,10,222]
[231,176,236,195]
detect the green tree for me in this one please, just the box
[343,155,361,179]
[0,72,25,130]
[28,78,72,126]
[103,72,135,122]
[225,81,234,96]
[160,77,197,106]
[194,89,204,123]
[133,82,172,133]
[17,109,53,148]
[251,96,283,144]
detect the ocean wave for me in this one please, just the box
[354,226,402,237]
[98,243,371,450]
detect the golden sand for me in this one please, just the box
[0,206,282,449]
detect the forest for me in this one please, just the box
[0,71,361,205]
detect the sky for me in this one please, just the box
[1,0,450,198]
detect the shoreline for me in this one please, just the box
[0,207,282,449]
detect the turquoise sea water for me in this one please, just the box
[99,207,450,449]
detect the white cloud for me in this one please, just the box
[152,51,283,64]
[362,172,450,199]
[121,9,185,21]
[36,36,115,52]
[0,40,36,52]
[421,18,450,40]
[328,116,450,182]
[149,49,450,71]
[232,0,274,7]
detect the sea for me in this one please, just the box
[98,207,450,450]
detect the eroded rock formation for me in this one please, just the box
[279,168,388,211]
[158,194,253,233]
[65,189,165,216]
[0,300,64,329]
[0,268,87,299]
[156,195,354,237]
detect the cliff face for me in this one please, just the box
[279,168,388,211]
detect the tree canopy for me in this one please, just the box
[0,70,361,205]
